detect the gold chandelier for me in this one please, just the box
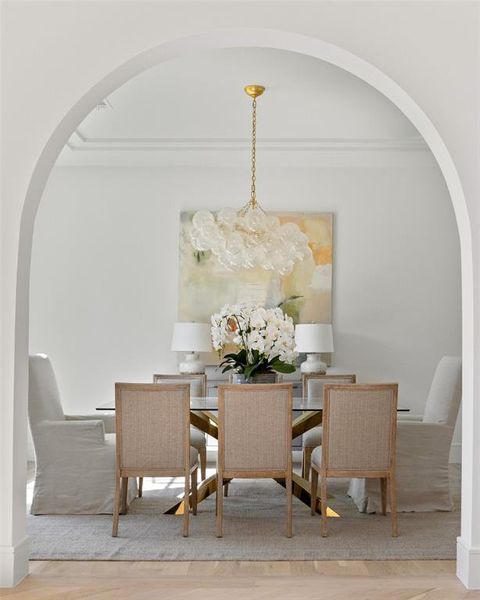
[189,85,311,275]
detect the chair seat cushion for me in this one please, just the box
[190,426,206,449]
[311,446,322,468]
[303,426,322,449]
[189,446,199,468]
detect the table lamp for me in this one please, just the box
[294,323,334,374]
[171,322,212,374]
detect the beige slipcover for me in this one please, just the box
[348,356,461,512]
[29,354,136,514]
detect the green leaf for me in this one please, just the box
[243,364,257,380]
[277,295,303,307]
[222,352,242,361]
[235,349,248,364]
[267,355,280,365]
[247,358,272,378]
[270,361,297,374]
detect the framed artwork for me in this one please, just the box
[178,211,333,363]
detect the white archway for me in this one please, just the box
[13,28,474,586]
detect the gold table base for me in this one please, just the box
[163,408,339,518]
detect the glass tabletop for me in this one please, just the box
[191,397,327,411]
[96,397,410,412]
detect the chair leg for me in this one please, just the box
[199,446,207,480]
[191,467,198,516]
[380,478,387,516]
[120,477,129,514]
[389,475,398,537]
[320,476,328,537]
[310,466,318,516]
[302,447,313,480]
[224,481,229,497]
[286,473,293,538]
[112,475,121,537]
[138,477,143,498]
[183,471,190,537]
[216,473,224,538]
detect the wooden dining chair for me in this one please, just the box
[301,373,357,479]
[216,383,293,538]
[135,374,207,498]
[311,383,398,538]
[153,374,207,480]
[112,383,198,538]
[152,373,207,397]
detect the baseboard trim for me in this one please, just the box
[457,537,480,589]
[0,535,30,587]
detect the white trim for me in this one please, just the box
[0,536,29,588]
[66,132,428,153]
[457,537,480,590]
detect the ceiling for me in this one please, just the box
[58,48,431,168]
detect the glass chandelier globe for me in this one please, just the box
[190,85,311,275]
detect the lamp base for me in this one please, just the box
[179,352,205,374]
[301,353,327,374]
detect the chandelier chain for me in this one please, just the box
[189,83,312,275]
[250,97,257,207]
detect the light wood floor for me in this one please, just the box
[9,464,472,598]
[2,560,479,599]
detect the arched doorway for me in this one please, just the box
[11,28,473,586]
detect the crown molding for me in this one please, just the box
[66,128,428,153]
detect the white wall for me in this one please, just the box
[3,2,479,587]
[30,162,461,425]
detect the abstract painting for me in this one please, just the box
[178,211,333,334]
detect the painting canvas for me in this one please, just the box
[178,211,333,361]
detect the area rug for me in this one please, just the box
[27,474,460,561]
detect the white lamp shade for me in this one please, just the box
[295,323,334,353]
[171,322,212,352]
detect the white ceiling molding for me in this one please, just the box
[66,129,428,153]
[60,49,429,167]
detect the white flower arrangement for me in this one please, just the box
[211,303,298,378]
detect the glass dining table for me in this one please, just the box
[96,396,409,516]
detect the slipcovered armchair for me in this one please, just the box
[348,356,461,512]
[29,354,136,514]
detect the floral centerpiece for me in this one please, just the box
[211,303,298,381]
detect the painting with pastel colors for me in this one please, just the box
[178,211,333,355]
